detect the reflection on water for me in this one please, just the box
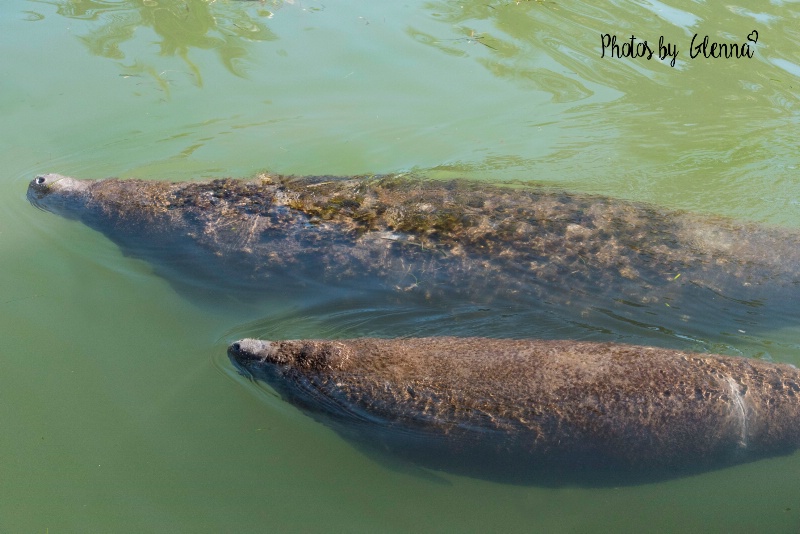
[42,0,279,84]
[412,0,800,219]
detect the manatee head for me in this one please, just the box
[228,338,356,416]
[228,339,346,377]
[27,173,92,220]
[228,339,285,377]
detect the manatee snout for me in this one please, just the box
[27,174,57,203]
[228,339,283,379]
[27,173,91,217]
[229,339,275,360]
[28,173,65,194]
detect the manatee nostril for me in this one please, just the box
[35,176,45,185]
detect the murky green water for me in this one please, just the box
[4,0,800,531]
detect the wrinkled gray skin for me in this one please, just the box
[27,172,800,335]
[230,336,800,484]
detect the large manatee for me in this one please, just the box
[26,172,800,334]
[229,336,800,484]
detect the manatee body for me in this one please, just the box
[229,336,800,483]
[26,172,800,333]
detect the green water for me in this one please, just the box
[4,0,800,531]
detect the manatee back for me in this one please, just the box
[266,338,800,473]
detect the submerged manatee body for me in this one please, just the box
[229,336,800,484]
[26,172,800,334]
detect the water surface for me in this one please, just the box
[4,0,800,531]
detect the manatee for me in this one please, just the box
[26,172,800,335]
[229,336,800,484]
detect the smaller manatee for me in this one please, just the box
[229,337,800,484]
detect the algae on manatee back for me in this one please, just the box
[27,172,800,335]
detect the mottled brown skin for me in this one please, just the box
[26,172,800,331]
[229,337,800,483]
